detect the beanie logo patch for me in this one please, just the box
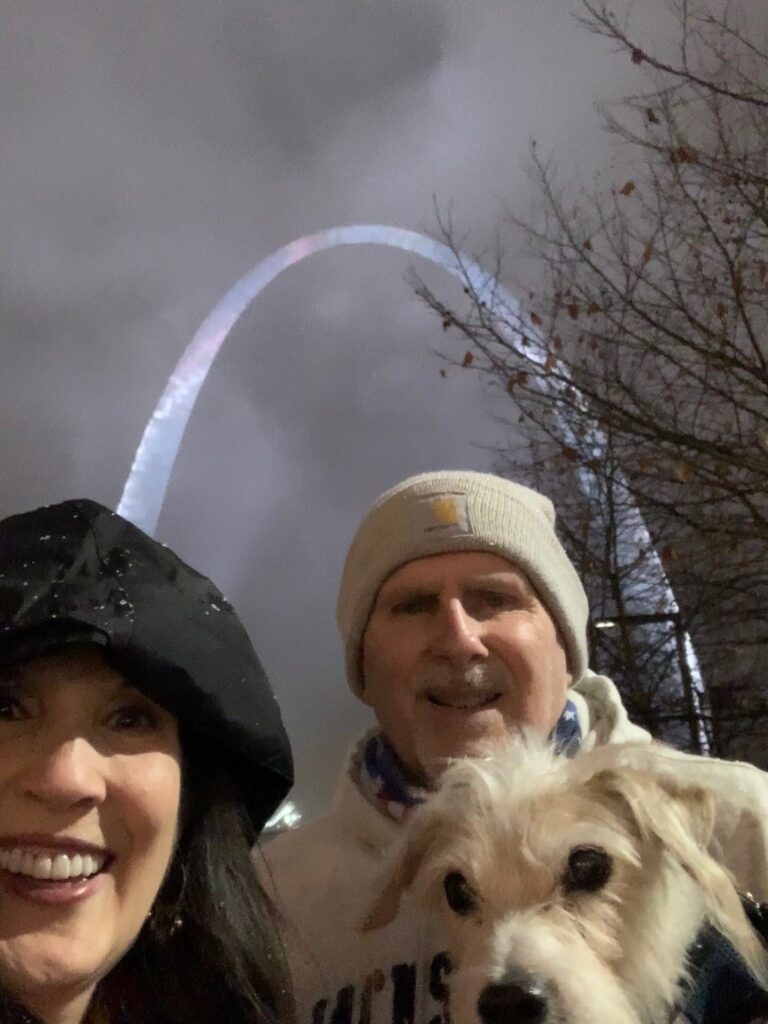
[423,495,469,532]
[430,497,460,525]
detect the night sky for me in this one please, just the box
[3,0,759,818]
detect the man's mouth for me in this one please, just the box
[426,690,502,710]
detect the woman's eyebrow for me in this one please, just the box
[105,679,149,700]
[0,664,22,684]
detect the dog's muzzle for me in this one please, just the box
[477,970,553,1024]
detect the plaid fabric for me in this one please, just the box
[681,924,768,1024]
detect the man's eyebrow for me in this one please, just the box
[376,582,439,605]
[466,573,535,594]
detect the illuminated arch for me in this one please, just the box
[117,224,505,535]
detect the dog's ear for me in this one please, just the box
[359,813,444,933]
[586,767,768,986]
[586,766,716,848]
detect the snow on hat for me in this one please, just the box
[336,470,589,696]
[0,498,293,831]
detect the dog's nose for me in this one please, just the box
[477,976,549,1024]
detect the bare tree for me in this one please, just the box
[418,0,768,764]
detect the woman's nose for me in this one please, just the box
[431,598,488,663]
[21,737,108,811]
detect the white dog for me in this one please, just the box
[362,741,768,1024]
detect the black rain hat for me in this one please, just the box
[0,498,293,833]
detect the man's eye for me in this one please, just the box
[469,591,516,614]
[392,596,431,615]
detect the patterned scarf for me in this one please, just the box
[361,698,582,821]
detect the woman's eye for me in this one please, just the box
[0,693,26,721]
[107,705,158,732]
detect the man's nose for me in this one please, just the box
[21,737,108,811]
[430,598,488,663]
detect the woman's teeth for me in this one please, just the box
[0,848,106,880]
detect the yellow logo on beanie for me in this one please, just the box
[430,497,460,525]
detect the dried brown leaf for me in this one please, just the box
[660,544,677,566]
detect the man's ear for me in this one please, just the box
[356,631,374,707]
[552,622,572,687]
[357,679,374,709]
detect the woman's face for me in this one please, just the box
[0,645,181,1011]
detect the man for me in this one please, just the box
[264,471,768,1024]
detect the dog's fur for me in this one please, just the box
[362,740,768,1024]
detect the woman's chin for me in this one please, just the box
[0,932,113,999]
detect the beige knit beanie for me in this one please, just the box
[336,470,589,696]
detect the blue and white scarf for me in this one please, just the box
[362,698,582,821]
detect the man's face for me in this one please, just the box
[361,551,572,782]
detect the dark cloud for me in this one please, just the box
[3,0,764,818]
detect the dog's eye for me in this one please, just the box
[563,846,612,893]
[443,871,478,915]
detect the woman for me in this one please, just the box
[0,498,294,1024]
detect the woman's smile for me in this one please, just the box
[0,836,113,905]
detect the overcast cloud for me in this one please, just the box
[3,0,762,817]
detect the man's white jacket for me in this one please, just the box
[262,673,768,1024]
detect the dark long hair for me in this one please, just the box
[103,723,293,1024]
[0,726,293,1024]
